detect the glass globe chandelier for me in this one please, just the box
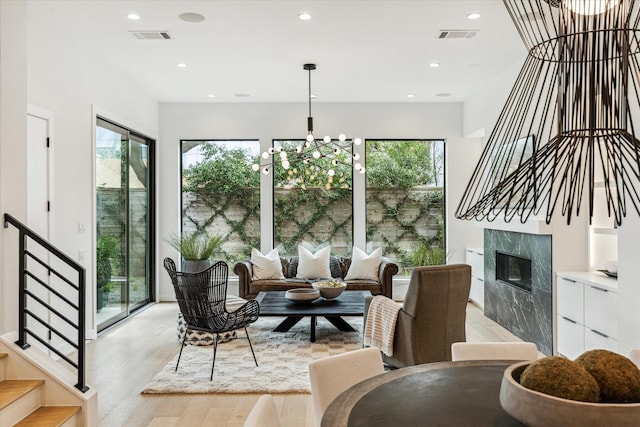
[252,63,364,178]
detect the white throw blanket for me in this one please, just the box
[363,295,402,357]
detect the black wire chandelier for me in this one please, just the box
[456,0,640,226]
[252,64,364,179]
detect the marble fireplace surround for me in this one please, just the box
[484,229,553,355]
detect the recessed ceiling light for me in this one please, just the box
[310,94,317,99]
[407,94,416,98]
[127,13,140,20]
[430,62,441,68]
[467,12,482,20]
[235,93,250,98]
[179,12,206,23]
[436,92,451,97]
[207,94,215,98]
[298,12,312,21]
[177,63,187,68]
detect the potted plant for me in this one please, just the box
[166,230,224,272]
[97,236,120,311]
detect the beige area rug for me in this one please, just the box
[141,316,363,394]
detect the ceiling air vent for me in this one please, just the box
[437,30,477,39]
[130,31,173,40]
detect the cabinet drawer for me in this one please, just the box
[584,285,618,339]
[556,276,584,323]
[469,276,484,308]
[585,328,619,353]
[465,249,484,280]
[557,315,585,360]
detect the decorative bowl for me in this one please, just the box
[499,361,640,427]
[312,280,347,300]
[284,288,320,304]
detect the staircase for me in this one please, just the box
[0,351,81,426]
[0,332,97,426]
[2,214,96,425]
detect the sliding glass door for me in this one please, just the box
[96,117,155,331]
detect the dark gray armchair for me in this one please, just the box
[364,263,472,368]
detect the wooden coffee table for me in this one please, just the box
[255,290,370,342]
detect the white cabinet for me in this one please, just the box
[556,272,619,359]
[557,315,585,360]
[466,247,484,309]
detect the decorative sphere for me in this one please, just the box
[282,160,290,169]
[307,134,314,142]
[575,349,640,403]
[354,162,362,170]
[251,164,260,171]
[338,133,346,141]
[354,137,362,145]
[262,167,270,175]
[353,153,360,160]
[328,169,335,176]
[312,151,321,159]
[261,152,269,159]
[323,135,331,143]
[520,356,600,402]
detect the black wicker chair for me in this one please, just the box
[163,257,260,380]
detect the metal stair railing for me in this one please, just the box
[3,213,88,392]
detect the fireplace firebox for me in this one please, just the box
[496,251,532,293]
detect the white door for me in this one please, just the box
[27,111,53,352]
[27,113,50,236]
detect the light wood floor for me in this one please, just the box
[87,302,521,427]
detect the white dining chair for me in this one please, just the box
[451,342,539,362]
[308,347,385,427]
[244,394,283,427]
[629,349,640,368]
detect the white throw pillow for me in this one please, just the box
[344,246,382,281]
[296,245,332,279]
[251,248,285,280]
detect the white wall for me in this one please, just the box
[463,40,527,138]
[0,2,159,337]
[0,0,28,334]
[159,102,483,301]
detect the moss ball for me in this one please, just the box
[575,350,640,403]
[520,356,600,402]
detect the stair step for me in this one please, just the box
[15,405,81,427]
[0,379,44,410]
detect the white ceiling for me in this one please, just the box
[26,0,526,104]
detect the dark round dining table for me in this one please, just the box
[321,360,525,427]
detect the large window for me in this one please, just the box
[180,140,260,265]
[273,140,353,257]
[178,138,445,274]
[366,140,445,275]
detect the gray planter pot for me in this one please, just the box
[181,259,212,273]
